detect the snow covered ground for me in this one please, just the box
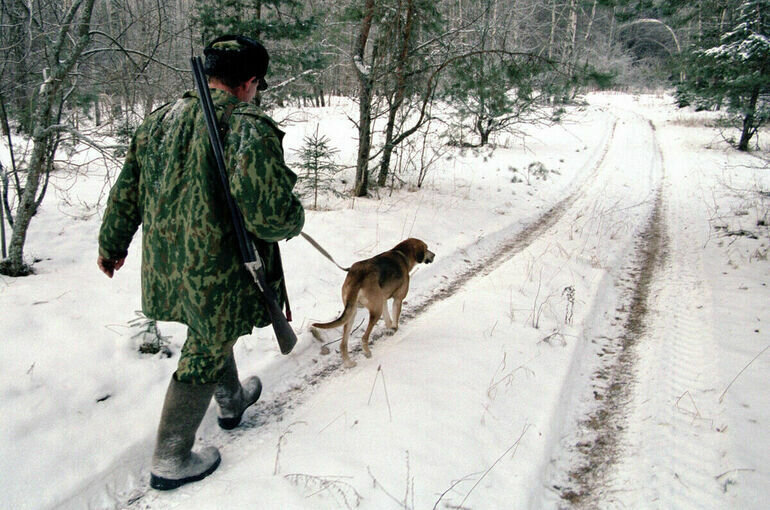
[1,93,768,510]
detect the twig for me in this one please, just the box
[367,452,414,510]
[459,423,531,507]
[562,285,575,324]
[675,391,703,424]
[319,413,347,434]
[487,361,535,399]
[433,472,482,510]
[285,473,362,509]
[367,466,406,509]
[719,344,770,403]
[531,268,543,328]
[315,318,366,353]
[367,365,393,422]
[715,468,756,480]
[274,421,307,475]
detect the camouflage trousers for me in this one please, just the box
[176,328,237,384]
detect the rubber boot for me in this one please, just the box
[150,374,221,491]
[214,355,262,430]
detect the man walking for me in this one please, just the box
[97,35,304,490]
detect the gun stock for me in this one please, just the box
[245,261,297,355]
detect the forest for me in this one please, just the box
[1,0,768,276]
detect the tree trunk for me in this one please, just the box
[562,0,578,76]
[354,76,373,197]
[0,91,18,227]
[584,0,598,43]
[547,0,557,60]
[0,162,6,259]
[476,118,491,146]
[377,0,416,187]
[353,0,376,197]
[738,85,760,151]
[5,96,55,274]
[2,0,97,275]
[608,7,616,55]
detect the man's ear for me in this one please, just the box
[238,76,258,92]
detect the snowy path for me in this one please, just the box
[605,114,728,508]
[123,105,675,509]
[605,101,769,509]
[9,95,766,510]
[546,99,768,508]
[534,105,668,507]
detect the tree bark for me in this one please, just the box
[5,93,55,274]
[353,0,376,197]
[0,92,18,228]
[0,162,6,259]
[562,0,578,76]
[377,0,415,187]
[584,0,598,44]
[738,85,760,151]
[547,0,557,60]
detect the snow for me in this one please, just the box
[1,93,768,510]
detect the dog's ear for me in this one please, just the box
[414,240,428,263]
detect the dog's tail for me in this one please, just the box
[312,280,361,329]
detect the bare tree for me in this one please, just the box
[1,0,99,276]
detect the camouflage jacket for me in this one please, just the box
[99,88,305,339]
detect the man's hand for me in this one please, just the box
[98,256,125,278]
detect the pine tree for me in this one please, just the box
[445,54,540,147]
[677,0,769,150]
[194,0,324,102]
[295,126,340,210]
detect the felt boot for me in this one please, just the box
[150,375,221,491]
[214,355,262,430]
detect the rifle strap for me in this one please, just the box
[275,243,292,322]
[218,102,237,139]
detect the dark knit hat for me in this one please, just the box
[204,35,269,90]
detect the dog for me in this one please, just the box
[312,238,435,368]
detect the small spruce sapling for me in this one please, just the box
[295,125,341,209]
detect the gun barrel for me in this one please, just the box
[191,56,296,355]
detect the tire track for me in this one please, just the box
[604,118,727,509]
[559,186,667,508]
[556,112,726,509]
[529,111,668,508]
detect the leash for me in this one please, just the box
[300,232,350,271]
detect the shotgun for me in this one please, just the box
[190,55,297,355]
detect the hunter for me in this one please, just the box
[97,35,305,490]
